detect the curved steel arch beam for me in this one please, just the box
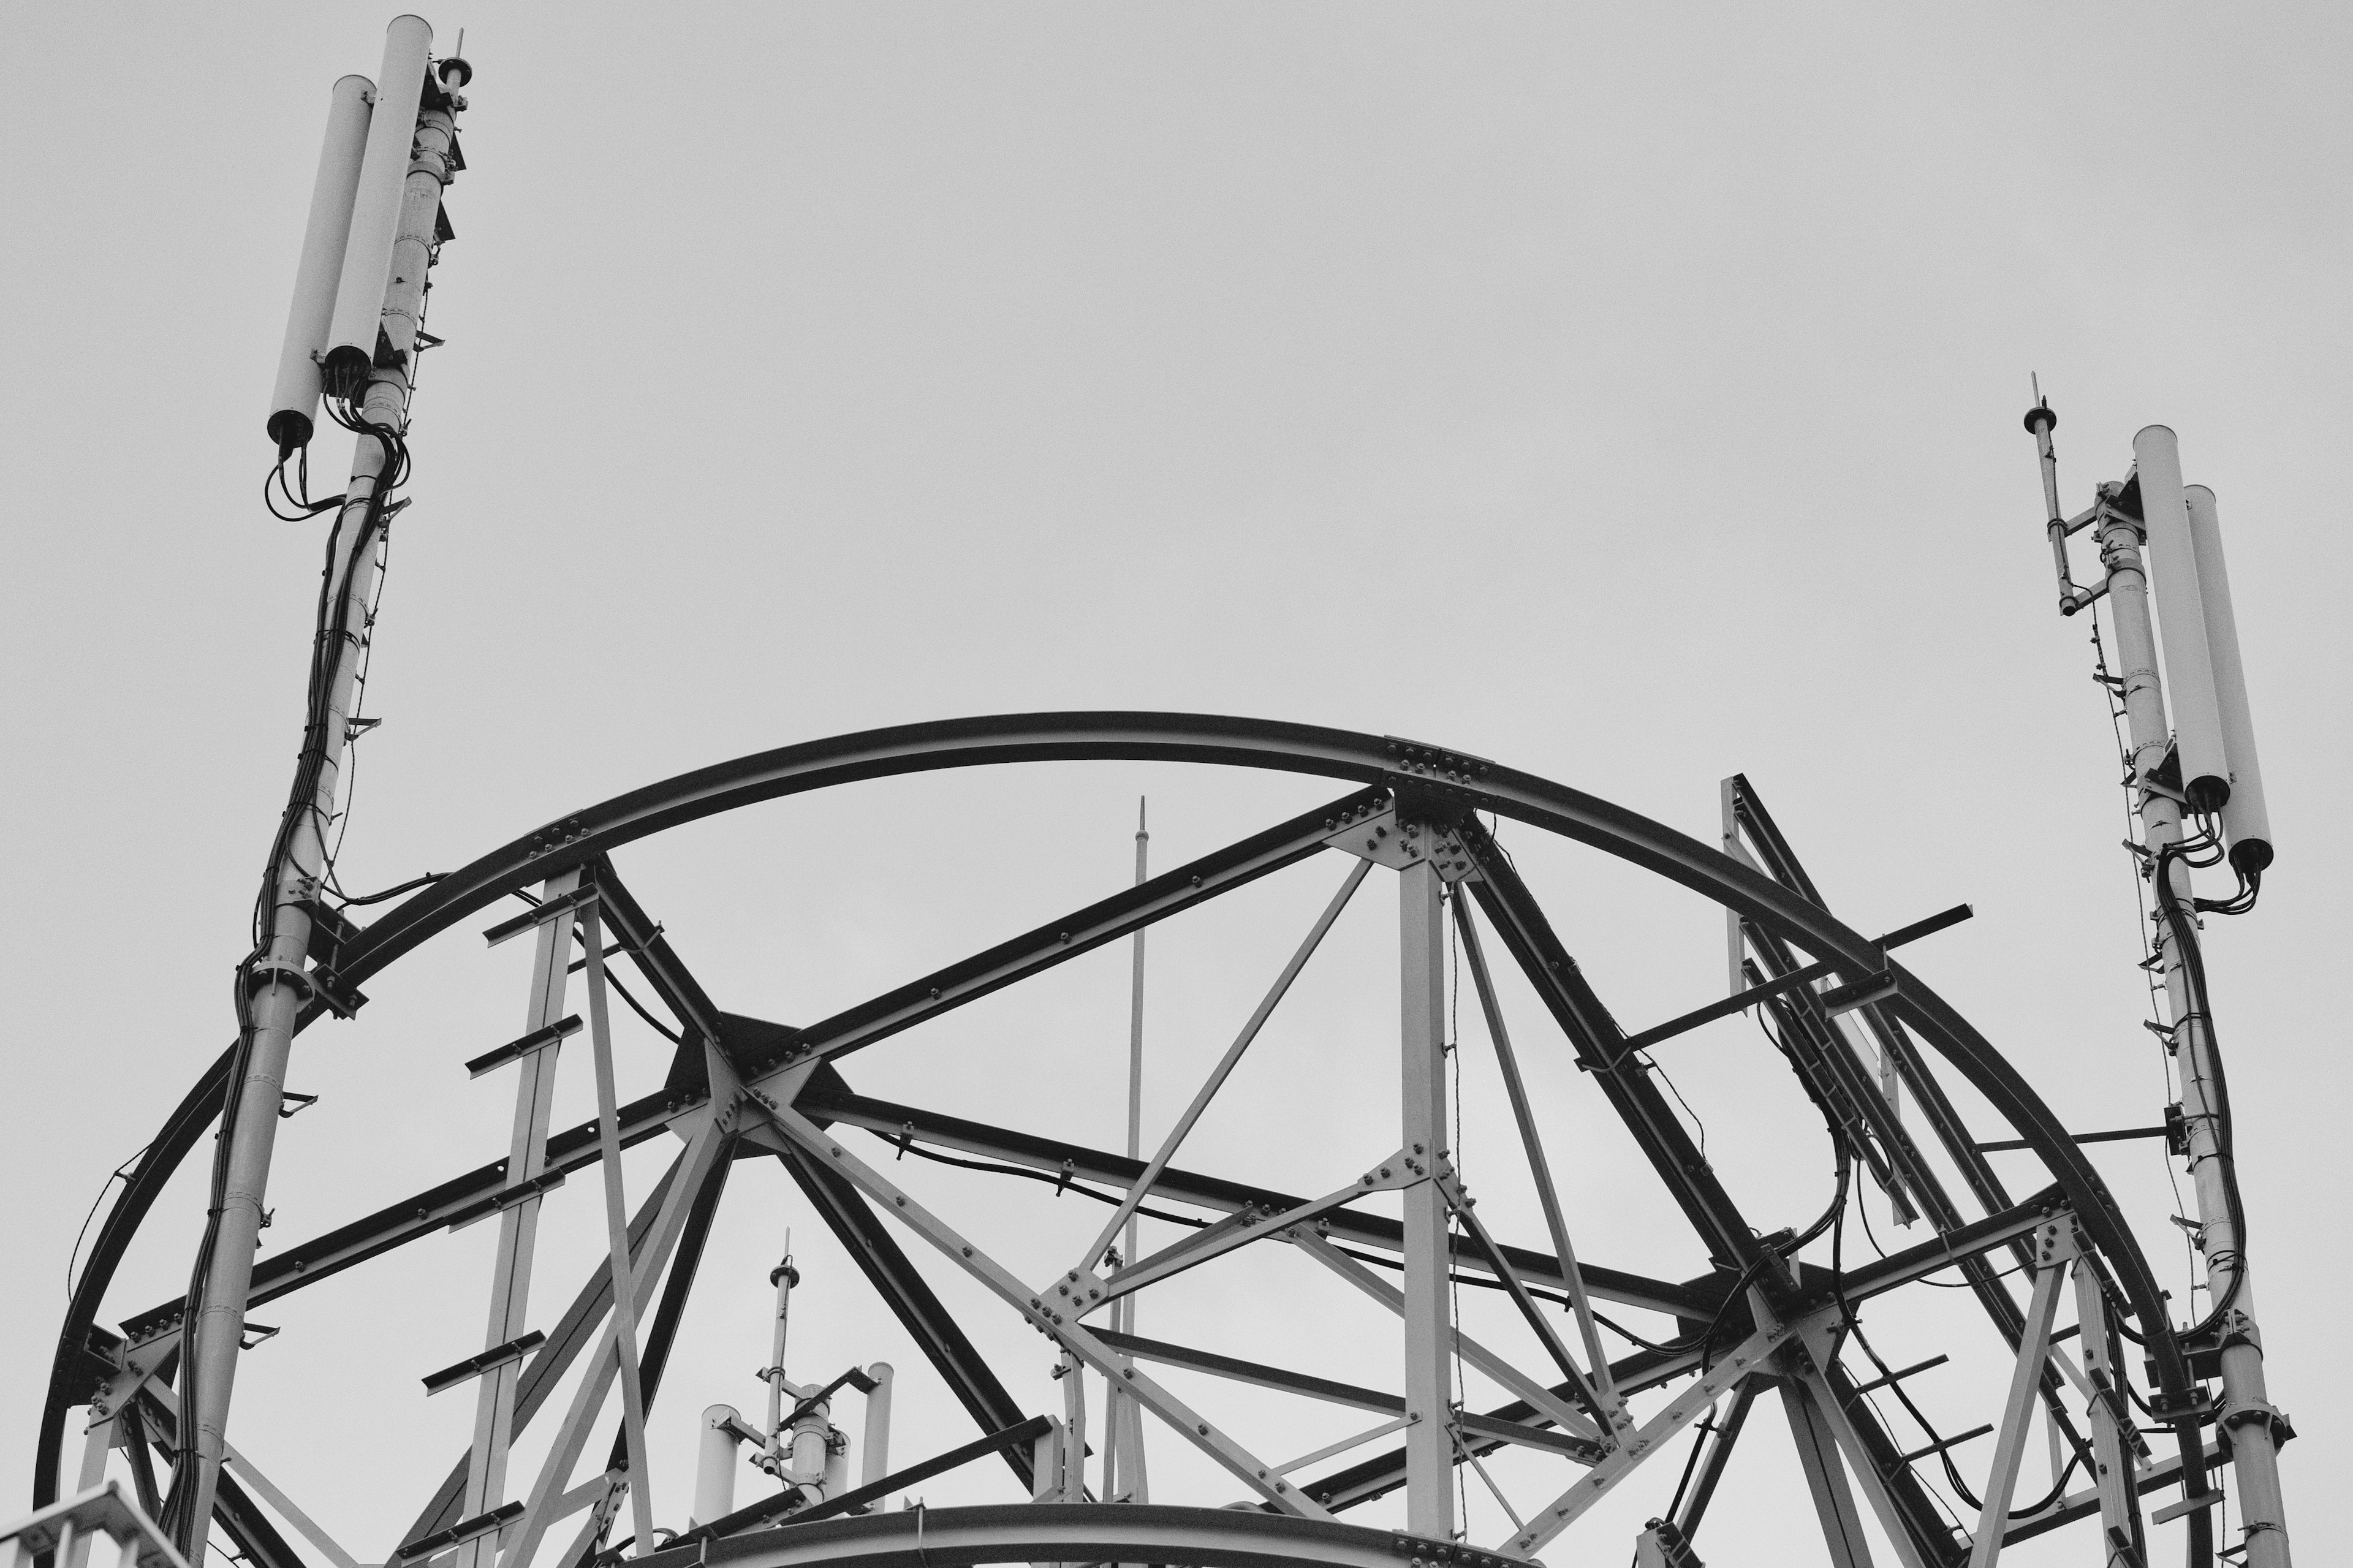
[40,711,2207,1535]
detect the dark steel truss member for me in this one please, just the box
[43,713,2222,1568]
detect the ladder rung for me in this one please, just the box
[444,1171,567,1232]
[1899,1423,1992,1464]
[482,884,602,948]
[396,1502,523,1561]
[466,1015,582,1077]
[1854,1354,1947,1393]
[421,1330,547,1396]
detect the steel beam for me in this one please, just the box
[635,1502,1530,1568]
[400,1153,690,1553]
[800,1088,1714,1319]
[757,1106,1333,1520]
[1077,856,1371,1281]
[496,1116,730,1568]
[119,1091,692,1349]
[763,1141,1034,1490]
[460,869,584,1568]
[1669,1378,1757,1543]
[1783,1339,1963,1568]
[50,714,2210,1539]
[1091,1330,1593,1461]
[1290,1229,1600,1444]
[1455,821,1768,1278]
[2072,1248,2146,1564]
[741,790,1383,1088]
[1966,1219,2072,1568]
[1398,859,1452,1540]
[1509,1318,1802,1556]
[1781,1377,1878,1568]
[2000,1442,2222,1545]
[1453,896,1618,1418]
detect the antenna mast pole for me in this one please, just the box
[1104,798,1151,1505]
[177,23,469,1559]
[2033,402,2293,1566]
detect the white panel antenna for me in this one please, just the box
[265,75,373,455]
[321,15,433,398]
[2184,485,2273,873]
[2131,425,2232,811]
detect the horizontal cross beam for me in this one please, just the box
[800,1088,1719,1321]
[1093,1330,1598,1461]
[738,789,1387,1086]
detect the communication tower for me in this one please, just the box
[15,19,2294,1568]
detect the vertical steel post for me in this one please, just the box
[767,1254,799,1441]
[1778,1382,1876,1568]
[2028,402,2077,611]
[580,905,656,1555]
[460,869,582,1568]
[1059,1349,1088,1502]
[183,44,464,1554]
[1107,798,1150,1506]
[2071,1257,2144,1562]
[2095,494,2291,1566]
[1965,1221,2072,1568]
[1398,855,1453,1539]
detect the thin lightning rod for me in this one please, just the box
[1108,797,1150,1505]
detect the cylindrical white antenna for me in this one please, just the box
[2131,425,2231,811]
[322,15,434,398]
[860,1363,895,1494]
[692,1404,743,1526]
[266,75,374,455]
[2183,485,2273,874]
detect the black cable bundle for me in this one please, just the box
[162,404,408,1547]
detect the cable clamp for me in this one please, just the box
[2217,1311,2263,1354]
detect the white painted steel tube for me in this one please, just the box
[2094,504,2292,1568]
[2132,426,2231,811]
[266,75,373,453]
[860,1364,894,1491]
[767,1256,797,1437]
[181,64,464,1565]
[2184,485,2274,874]
[1397,859,1452,1539]
[692,1406,743,1526]
[324,16,432,396]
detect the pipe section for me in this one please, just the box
[2132,426,2231,811]
[323,17,433,397]
[265,75,373,455]
[2183,486,2274,874]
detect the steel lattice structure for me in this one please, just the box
[39,714,2237,1568]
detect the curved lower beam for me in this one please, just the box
[641,1502,1529,1568]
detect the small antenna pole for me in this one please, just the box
[767,1239,799,1439]
[1104,797,1152,1506]
[2023,380,2080,613]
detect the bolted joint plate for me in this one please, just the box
[1322,805,1478,882]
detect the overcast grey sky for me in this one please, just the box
[3,6,2347,1564]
